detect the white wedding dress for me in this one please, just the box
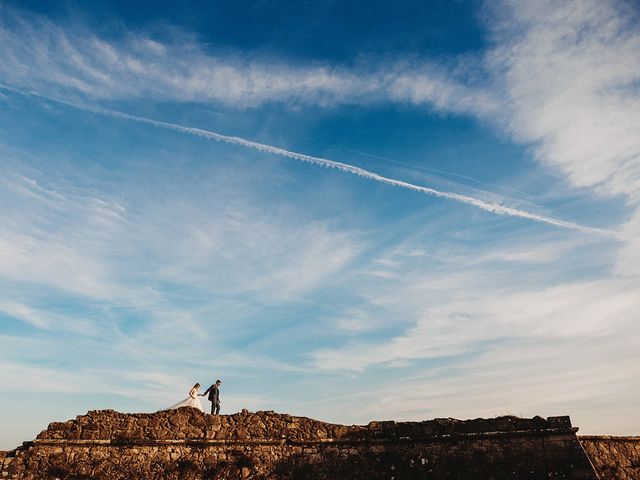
[166,387,205,412]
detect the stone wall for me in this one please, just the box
[579,435,640,480]
[1,409,601,479]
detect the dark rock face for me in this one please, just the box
[0,409,605,479]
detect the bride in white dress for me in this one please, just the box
[166,383,205,412]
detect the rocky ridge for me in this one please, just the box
[35,407,568,443]
[2,408,638,479]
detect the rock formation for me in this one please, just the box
[1,408,638,479]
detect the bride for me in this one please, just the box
[166,383,205,412]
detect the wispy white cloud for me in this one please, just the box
[307,222,627,372]
[0,300,101,335]
[614,209,640,276]
[0,301,49,329]
[0,167,133,301]
[149,214,361,302]
[487,0,640,201]
[0,151,360,305]
[0,5,495,113]
[485,0,640,274]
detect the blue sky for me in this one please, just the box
[1,0,639,449]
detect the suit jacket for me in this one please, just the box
[203,384,220,403]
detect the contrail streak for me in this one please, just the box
[344,148,531,197]
[0,83,611,234]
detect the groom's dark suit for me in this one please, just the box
[203,383,220,415]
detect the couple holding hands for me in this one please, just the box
[168,379,222,414]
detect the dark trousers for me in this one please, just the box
[211,402,220,415]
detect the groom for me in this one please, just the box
[201,379,222,415]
